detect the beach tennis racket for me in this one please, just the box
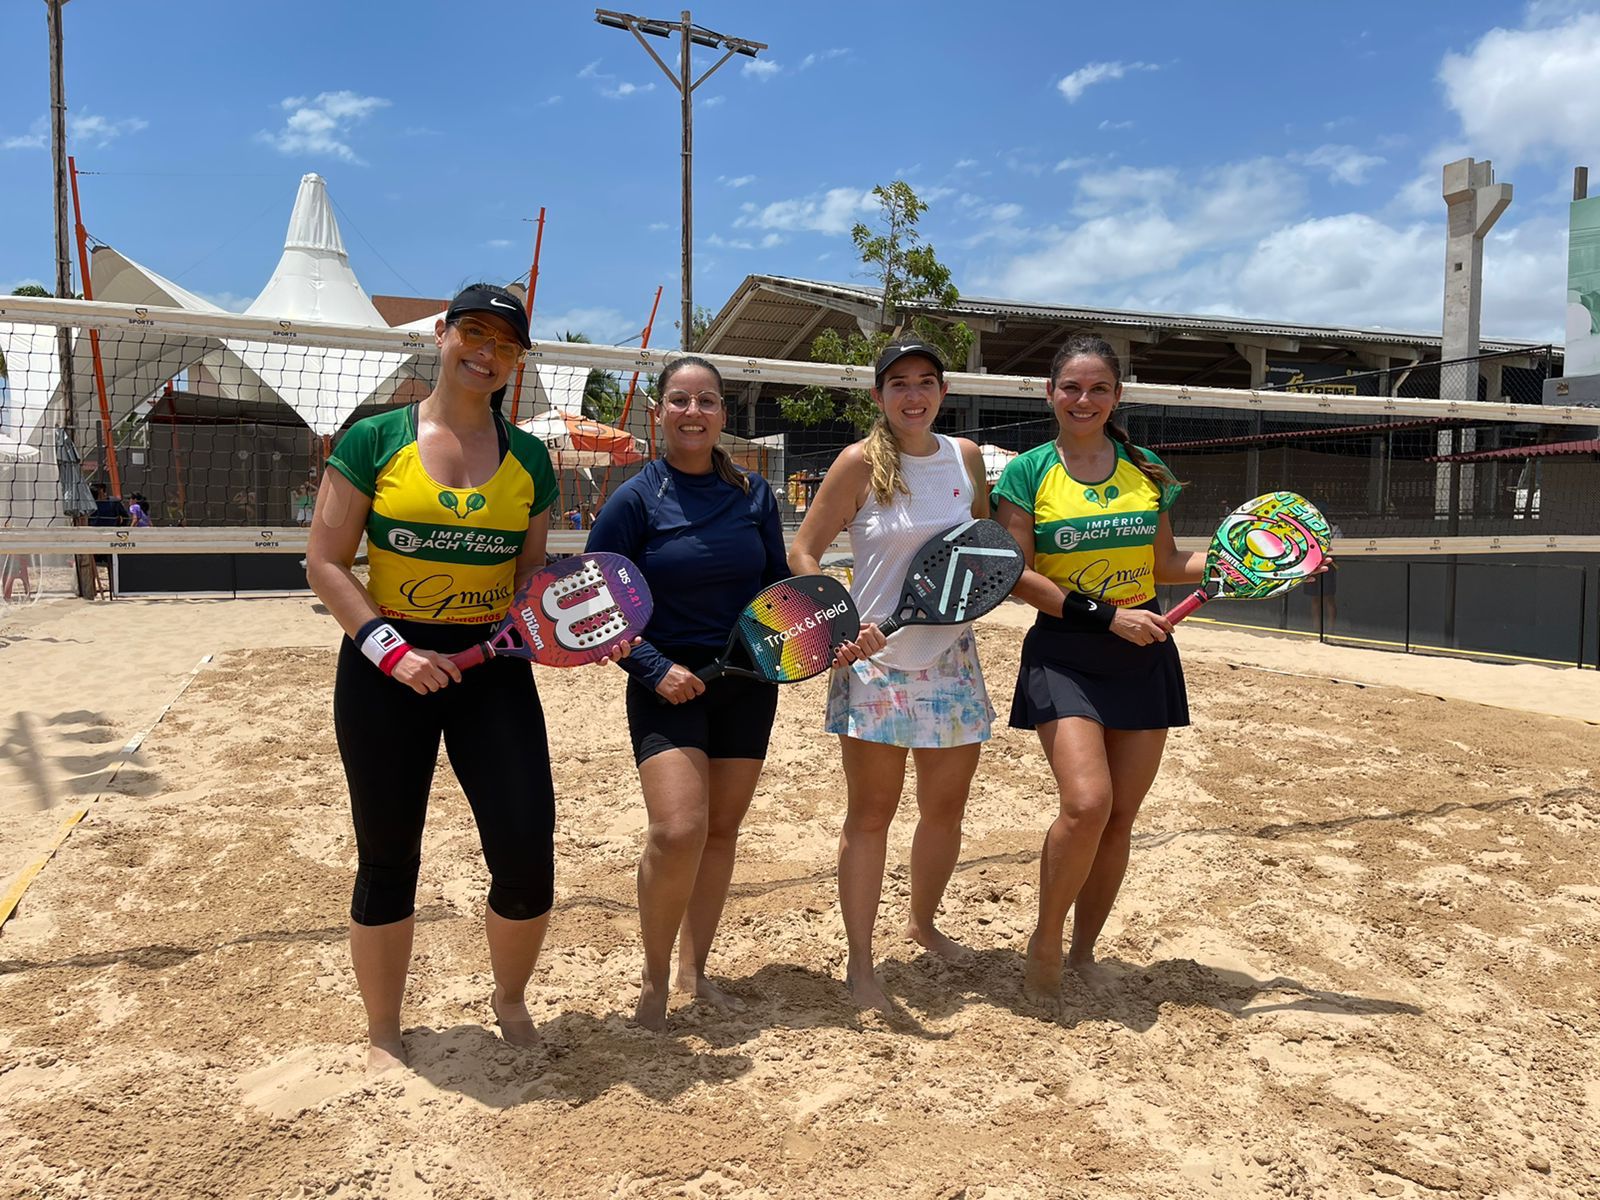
[1166,491,1330,623]
[448,552,652,671]
[876,518,1024,636]
[694,575,860,685]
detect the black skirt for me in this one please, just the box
[1008,602,1190,731]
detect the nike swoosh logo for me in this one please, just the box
[489,297,518,310]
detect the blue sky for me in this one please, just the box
[3,0,1596,346]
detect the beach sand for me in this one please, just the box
[1,595,1597,1198]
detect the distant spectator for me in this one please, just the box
[292,472,319,526]
[88,483,128,527]
[128,492,153,527]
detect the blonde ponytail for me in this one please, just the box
[862,415,909,506]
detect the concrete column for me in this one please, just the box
[963,329,984,431]
[1233,343,1269,388]
[1233,342,1268,497]
[743,381,759,438]
[1441,157,1512,400]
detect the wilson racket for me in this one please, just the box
[877,518,1024,636]
[1166,491,1331,623]
[694,575,860,685]
[449,552,652,671]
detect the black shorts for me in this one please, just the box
[624,642,779,765]
[1009,602,1190,731]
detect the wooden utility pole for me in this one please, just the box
[47,0,75,438]
[594,9,767,351]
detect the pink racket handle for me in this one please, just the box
[448,643,491,671]
[1165,589,1210,624]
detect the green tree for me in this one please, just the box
[560,331,625,424]
[780,181,973,432]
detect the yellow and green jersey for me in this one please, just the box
[992,441,1181,607]
[328,406,556,624]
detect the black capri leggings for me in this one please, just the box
[333,618,557,927]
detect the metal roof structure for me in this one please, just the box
[1426,438,1600,463]
[698,274,1559,392]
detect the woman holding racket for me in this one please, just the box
[789,337,994,1015]
[991,335,1204,1006]
[308,282,574,1070]
[585,356,789,1030]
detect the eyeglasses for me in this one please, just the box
[661,390,724,412]
[450,317,523,363]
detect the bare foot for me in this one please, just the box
[366,1033,407,1074]
[1023,931,1063,1009]
[674,972,745,1012]
[845,969,894,1016]
[1066,953,1116,995]
[491,987,541,1049]
[632,977,669,1032]
[906,922,972,962]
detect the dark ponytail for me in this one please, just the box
[1049,335,1178,493]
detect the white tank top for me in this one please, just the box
[847,434,979,671]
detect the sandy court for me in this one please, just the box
[1,594,1598,1198]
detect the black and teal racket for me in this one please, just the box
[877,518,1024,637]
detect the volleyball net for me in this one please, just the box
[2,295,1597,574]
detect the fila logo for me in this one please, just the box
[953,488,961,497]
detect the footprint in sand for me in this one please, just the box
[237,1045,361,1118]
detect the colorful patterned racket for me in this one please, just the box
[448,552,652,671]
[695,575,860,685]
[1166,491,1331,623]
[878,518,1024,636]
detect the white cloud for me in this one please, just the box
[735,186,876,235]
[708,233,757,250]
[648,221,670,232]
[602,81,656,99]
[578,60,604,79]
[530,306,637,345]
[1439,12,1600,166]
[486,239,513,248]
[987,202,1024,222]
[1098,119,1134,131]
[719,174,756,188]
[2,119,46,151]
[954,158,978,170]
[704,95,727,107]
[70,112,148,148]
[540,95,562,107]
[258,91,390,163]
[1072,166,1180,217]
[742,59,781,81]
[978,158,1303,300]
[1295,143,1386,185]
[798,48,849,69]
[760,233,784,249]
[5,111,147,151]
[192,289,255,313]
[1054,156,1094,173]
[1056,61,1157,103]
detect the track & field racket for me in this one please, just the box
[449,552,652,670]
[1166,491,1330,623]
[694,574,859,685]
[877,518,1024,636]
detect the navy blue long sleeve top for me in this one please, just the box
[585,459,788,690]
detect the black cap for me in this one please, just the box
[874,338,946,387]
[446,283,532,348]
